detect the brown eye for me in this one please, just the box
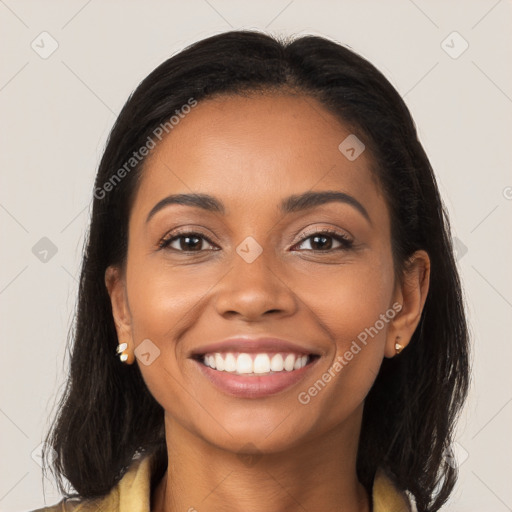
[293,230,353,252]
[159,232,217,252]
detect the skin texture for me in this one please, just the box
[105,92,430,512]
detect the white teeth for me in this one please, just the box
[284,354,295,371]
[236,353,253,374]
[270,354,284,371]
[202,352,311,374]
[253,354,270,374]
[224,352,237,372]
[215,353,224,371]
[294,355,308,370]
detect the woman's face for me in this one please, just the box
[107,92,427,454]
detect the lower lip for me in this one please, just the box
[192,358,319,398]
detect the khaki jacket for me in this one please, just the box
[31,453,412,512]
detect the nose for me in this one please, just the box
[213,248,298,322]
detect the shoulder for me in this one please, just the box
[30,497,106,512]
[29,498,85,511]
[30,452,154,512]
[372,467,415,512]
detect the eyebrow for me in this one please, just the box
[145,190,371,225]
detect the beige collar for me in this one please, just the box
[50,452,412,512]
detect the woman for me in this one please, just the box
[35,30,470,512]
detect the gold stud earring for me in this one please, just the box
[395,336,404,355]
[116,342,134,364]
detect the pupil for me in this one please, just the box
[312,235,331,250]
[182,236,201,250]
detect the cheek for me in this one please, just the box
[296,250,395,415]
[337,254,395,373]
[124,262,200,428]
[123,254,221,412]
[304,248,395,347]
[126,255,216,342]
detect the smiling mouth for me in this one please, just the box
[191,352,320,376]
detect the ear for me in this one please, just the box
[105,265,134,356]
[384,250,431,358]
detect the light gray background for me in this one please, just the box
[1,1,511,511]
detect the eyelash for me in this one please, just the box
[157,228,354,253]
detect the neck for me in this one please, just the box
[152,405,370,512]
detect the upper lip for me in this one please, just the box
[189,336,322,357]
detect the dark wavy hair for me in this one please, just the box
[42,30,470,512]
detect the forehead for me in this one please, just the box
[131,93,382,222]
